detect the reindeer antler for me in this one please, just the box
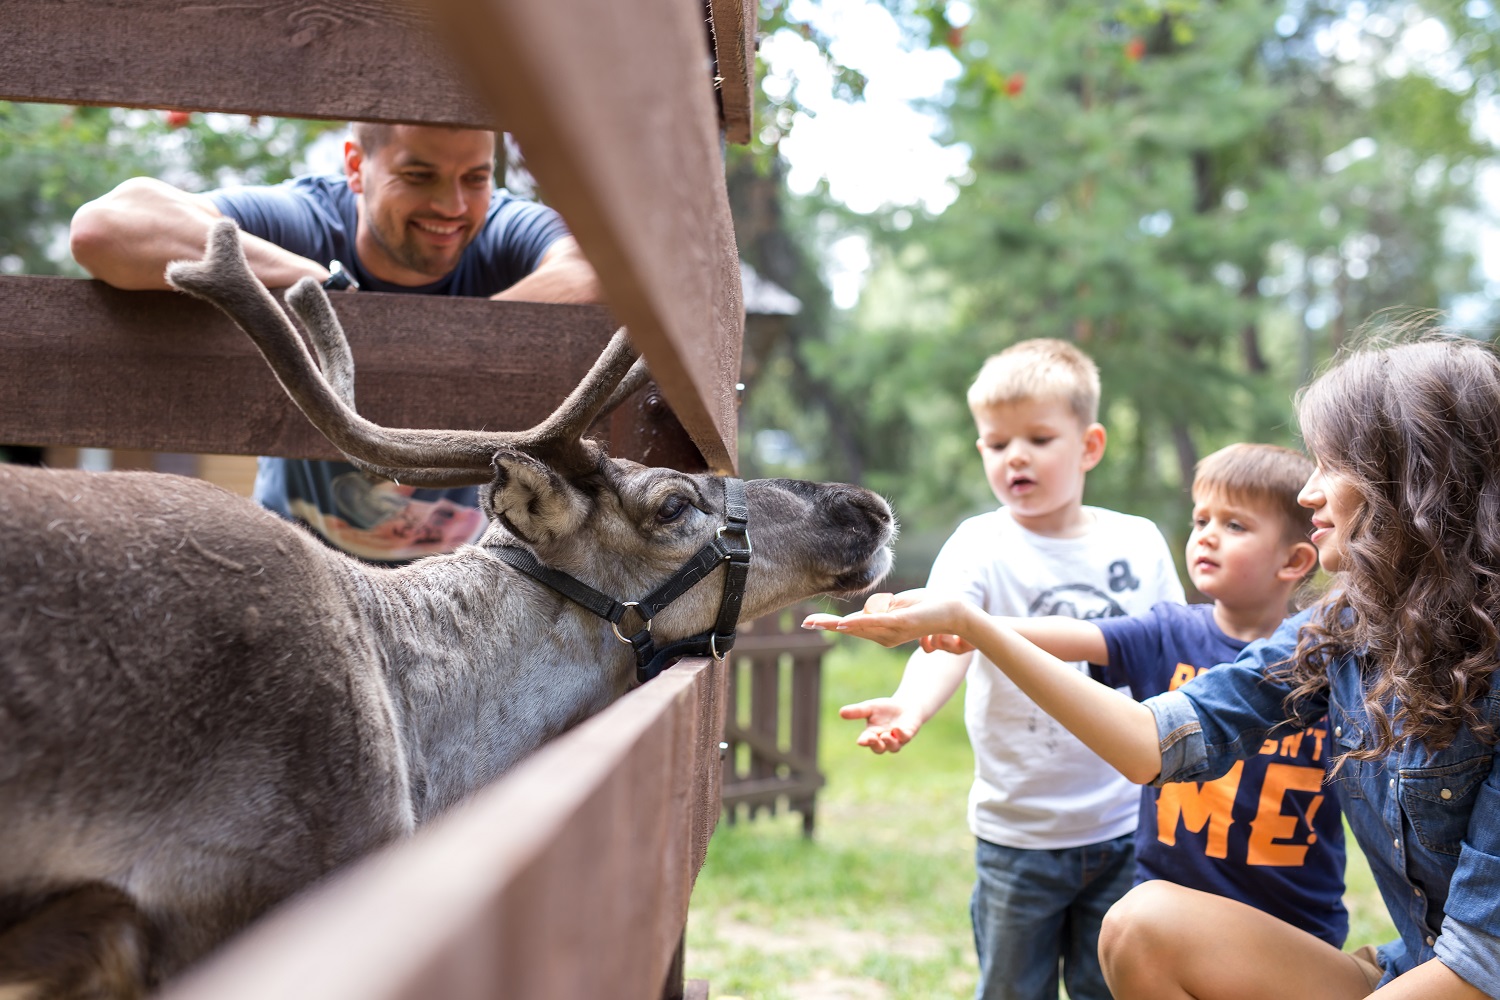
[167,219,644,486]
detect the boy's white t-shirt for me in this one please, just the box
[926,506,1185,850]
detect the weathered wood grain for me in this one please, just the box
[0,275,640,460]
[416,0,745,472]
[0,0,494,126]
[709,0,758,144]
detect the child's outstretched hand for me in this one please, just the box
[838,698,923,753]
[802,589,974,652]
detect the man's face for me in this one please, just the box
[346,126,496,285]
[973,397,1104,537]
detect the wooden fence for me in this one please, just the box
[0,0,754,995]
[722,606,832,837]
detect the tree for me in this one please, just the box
[0,102,337,276]
[789,0,1497,560]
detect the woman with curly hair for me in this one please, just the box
[808,338,1500,999]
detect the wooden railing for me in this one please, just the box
[0,0,754,995]
[722,606,832,836]
[0,0,749,470]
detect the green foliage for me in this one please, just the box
[0,102,338,276]
[737,1,1500,583]
[687,640,979,997]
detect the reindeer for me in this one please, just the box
[0,221,895,999]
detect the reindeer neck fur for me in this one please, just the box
[352,530,640,823]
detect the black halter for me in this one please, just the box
[492,478,751,684]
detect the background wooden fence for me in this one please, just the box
[0,0,755,995]
[722,605,832,837]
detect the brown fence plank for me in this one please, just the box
[0,275,667,460]
[156,658,725,1000]
[0,0,493,127]
[709,0,757,145]
[416,0,744,472]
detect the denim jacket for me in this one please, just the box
[1145,609,1500,995]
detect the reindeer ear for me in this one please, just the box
[485,451,590,545]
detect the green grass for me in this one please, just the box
[686,639,1399,999]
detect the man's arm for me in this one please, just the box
[491,236,603,304]
[70,177,331,291]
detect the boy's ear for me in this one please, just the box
[1278,541,1320,582]
[1080,423,1107,471]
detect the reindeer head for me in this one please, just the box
[166,221,894,671]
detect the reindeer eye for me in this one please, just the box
[655,495,690,524]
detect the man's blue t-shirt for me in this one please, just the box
[1093,602,1348,947]
[210,176,570,563]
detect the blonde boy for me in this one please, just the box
[832,444,1352,969]
[840,339,1184,1000]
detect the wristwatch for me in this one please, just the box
[323,260,358,291]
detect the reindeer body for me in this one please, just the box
[0,450,893,993]
[0,221,895,995]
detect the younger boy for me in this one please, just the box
[833,444,1349,951]
[841,339,1185,1000]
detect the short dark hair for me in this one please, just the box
[347,123,499,164]
[349,122,396,157]
[1192,443,1314,547]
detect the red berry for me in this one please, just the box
[1125,37,1146,61]
[165,110,192,129]
[1005,72,1025,97]
[946,25,966,49]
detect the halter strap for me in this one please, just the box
[493,478,751,683]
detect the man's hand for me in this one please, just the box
[838,698,924,754]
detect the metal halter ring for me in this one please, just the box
[717,524,752,554]
[708,632,727,661]
[611,602,652,645]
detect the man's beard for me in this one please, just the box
[368,214,470,280]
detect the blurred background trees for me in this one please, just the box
[0,103,337,276]
[735,0,1500,585]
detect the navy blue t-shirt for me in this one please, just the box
[211,176,570,563]
[1094,602,1348,947]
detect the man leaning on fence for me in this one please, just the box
[70,122,603,564]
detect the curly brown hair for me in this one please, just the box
[1286,337,1500,758]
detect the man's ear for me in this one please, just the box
[484,451,590,546]
[344,140,365,194]
[1278,541,1320,582]
[1080,422,1107,471]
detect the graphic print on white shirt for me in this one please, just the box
[927,506,1185,849]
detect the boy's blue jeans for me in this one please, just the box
[971,833,1135,1000]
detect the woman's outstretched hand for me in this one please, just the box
[802,589,976,653]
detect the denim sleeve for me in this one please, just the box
[1433,747,1500,996]
[1143,610,1324,786]
[1145,688,1208,784]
